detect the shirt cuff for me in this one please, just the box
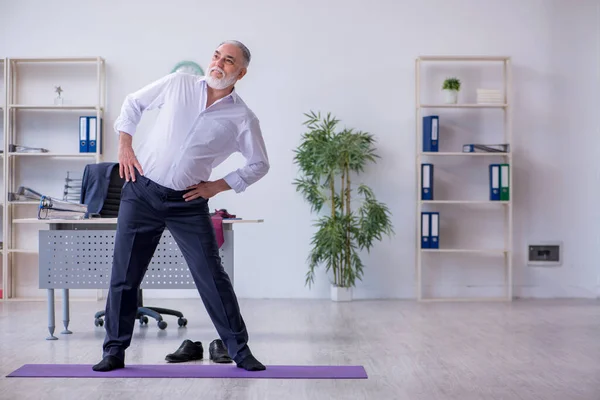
[114,121,137,136]
[223,171,248,193]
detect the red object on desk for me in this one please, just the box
[211,209,236,249]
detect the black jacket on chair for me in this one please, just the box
[80,162,124,217]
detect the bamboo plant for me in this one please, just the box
[293,111,394,289]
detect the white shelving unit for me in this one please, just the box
[1,57,105,301]
[415,55,512,302]
[1,57,6,301]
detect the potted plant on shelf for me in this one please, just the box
[442,77,461,104]
[293,111,394,302]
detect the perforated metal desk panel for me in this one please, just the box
[39,228,232,290]
[12,217,263,339]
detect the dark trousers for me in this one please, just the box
[102,171,251,364]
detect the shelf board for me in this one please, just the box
[9,104,101,111]
[12,218,113,224]
[421,200,510,205]
[421,249,509,254]
[4,297,98,302]
[4,298,48,302]
[419,297,509,303]
[420,152,510,157]
[9,57,104,63]
[419,104,507,109]
[7,249,38,254]
[12,217,263,224]
[8,152,97,158]
[417,55,510,62]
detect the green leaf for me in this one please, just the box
[357,184,394,251]
[292,177,327,213]
[442,77,461,91]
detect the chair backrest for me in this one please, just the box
[80,162,125,218]
[100,165,125,217]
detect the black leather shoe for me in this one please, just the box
[165,340,203,363]
[209,339,233,363]
[92,355,125,372]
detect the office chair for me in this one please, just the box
[82,163,188,330]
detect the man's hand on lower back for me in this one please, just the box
[183,179,231,201]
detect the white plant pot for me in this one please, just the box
[331,284,352,302]
[443,89,458,104]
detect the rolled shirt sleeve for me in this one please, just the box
[223,116,270,193]
[113,73,177,136]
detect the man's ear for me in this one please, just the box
[236,67,247,81]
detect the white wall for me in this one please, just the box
[0,0,598,300]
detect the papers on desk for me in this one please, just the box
[63,171,83,202]
[8,186,43,202]
[38,209,87,220]
[9,144,49,153]
[37,196,89,220]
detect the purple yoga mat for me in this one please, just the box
[7,364,368,379]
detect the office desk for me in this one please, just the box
[12,217,263,340]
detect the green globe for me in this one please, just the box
[171,61,204,76]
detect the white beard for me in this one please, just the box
[205,66,238,90]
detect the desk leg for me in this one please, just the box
[46,289,58,340]
[61,289,72,334]
[222,225,234,286]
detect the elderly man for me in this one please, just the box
[92,40,269,372]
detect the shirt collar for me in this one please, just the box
[199,76,239,104]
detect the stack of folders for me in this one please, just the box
[79,116,102,153]
[476,89,503,104]
[489,163,510,201]
[9,144,48,153]
[421,163,433,200]
[463,144,510,153]
[422,115,439,152]
[421,212,439,249]
[63,171,82,202]
[38,196,88,220]
[8,186,43,202]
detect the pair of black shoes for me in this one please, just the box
[165,339,232,364]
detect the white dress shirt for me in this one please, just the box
[113,72,270,192]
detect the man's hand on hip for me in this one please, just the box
[118,132,143,182]
[183,179,231,201]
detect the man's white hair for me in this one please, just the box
[219,40,251,67]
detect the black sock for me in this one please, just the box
[236,354,266,371]
[92,355,125,372]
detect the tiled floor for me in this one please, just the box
[0,297,599,399]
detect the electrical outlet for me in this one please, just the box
[527,241,562,266]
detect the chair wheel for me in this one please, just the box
[139,316,148,325]
[158,320,168,330]
[94,318,104,327]
[178,318,187,327]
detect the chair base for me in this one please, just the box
[94,289,187,329]
[94,307,187,330]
